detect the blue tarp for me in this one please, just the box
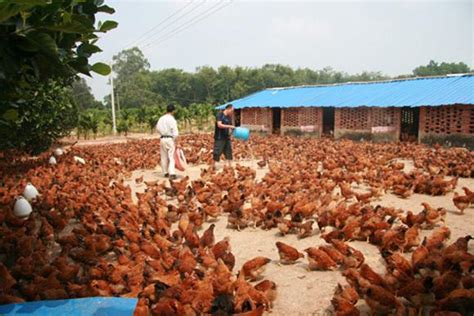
[216,74,474,109]
[0,297,138,316]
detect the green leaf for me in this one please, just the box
[77,43,102,56]
[0,0,49,23]
[69,57,90,75]
[98,20,117,32]
[2,109,19,121]
[97,5,115,14]
[26,32,58,56]
[46,20,89,33]
[90,62,110,75]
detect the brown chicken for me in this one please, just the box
[275,242,304,264]
[331,283,360,316]
[200,224,215,248]
[462,187,474,202]
[241,257,271,281]
[453,192,471,214]
[254,280,277,307]
[403,224,421,252]
[423,226,451,250]
[0,263,16,292]
[305,247,337,270]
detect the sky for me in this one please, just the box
[86,0,474,100]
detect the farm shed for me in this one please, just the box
[217,74,474,147]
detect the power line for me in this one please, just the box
[123,1,195,49]
[142,0,232,51]
[133,0,207,49]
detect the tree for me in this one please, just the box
[112,47,150,84]
[413,60,472,76]
[71,78,101,110]
[0,0,117,153]
[7,80,78,154]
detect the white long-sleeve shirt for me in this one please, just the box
[156,113,179,138]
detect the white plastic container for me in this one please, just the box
[54,148,64,156]
[49,156,57,165]
[23,183,39,201]
[73,156,86,164]
[14,196,33,218]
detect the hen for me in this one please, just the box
[241,257,271,281]
[275,242,304,264]
[305,247,337,270]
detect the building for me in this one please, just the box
[217,74,474,147]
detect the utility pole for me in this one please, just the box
[116,89,120,115]
[110,62,117,135]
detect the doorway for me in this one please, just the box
[322,107,335,137]
[400,107,420,142]
[272,108,281,134]
[234,109,241,127]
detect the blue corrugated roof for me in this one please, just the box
[217,74,474,109]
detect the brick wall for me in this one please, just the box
[281,107,322,135]
[335,107,401,141]
[419,105,474,148]
[240,108,272,132]
[419,105,473,135]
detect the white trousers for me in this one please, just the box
[160,138,175,175]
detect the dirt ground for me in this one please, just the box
[120,157,474,316]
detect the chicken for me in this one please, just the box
[135,175,144,184]
[178,213,190,233]
[212,237,231,259]
[354,191,373,203]
[359,264,387,288]
[200,224,215,248]
[275,242,304,264]
[444,235,472,254]
[254,280,277,306]
[432,269,463,300]
[462,187,474,203]
[257,159,267,168]
[423,226,451,250]
[234,272,270,312]
[305,247,337,270]
[453,192,470,214]
[133,298,149,316]
[319,245,345,265]
[331,283,360,316]
[212,259,236,295]
[421,202,447,228]
[296,221,314,239]
[0,263,16,292]
[403,224,420,252]
[435,289,474,315]
[241,257,271,281]
[364,284,403,313]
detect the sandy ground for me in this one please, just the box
[123,158,474,316]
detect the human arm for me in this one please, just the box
[217,120,235,129]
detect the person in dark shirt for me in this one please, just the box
[212,104,235,168]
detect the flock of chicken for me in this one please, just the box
[0,134,473,315]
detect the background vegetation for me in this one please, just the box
[1,1,471,152]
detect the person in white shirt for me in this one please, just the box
[156,104,179,179]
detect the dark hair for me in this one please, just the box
[225,104,233,110]
[167,104,176,113]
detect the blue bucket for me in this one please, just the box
[233,127,250,141]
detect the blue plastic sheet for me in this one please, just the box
[0,297,137,316]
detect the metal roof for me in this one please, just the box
[217,74,474,109]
